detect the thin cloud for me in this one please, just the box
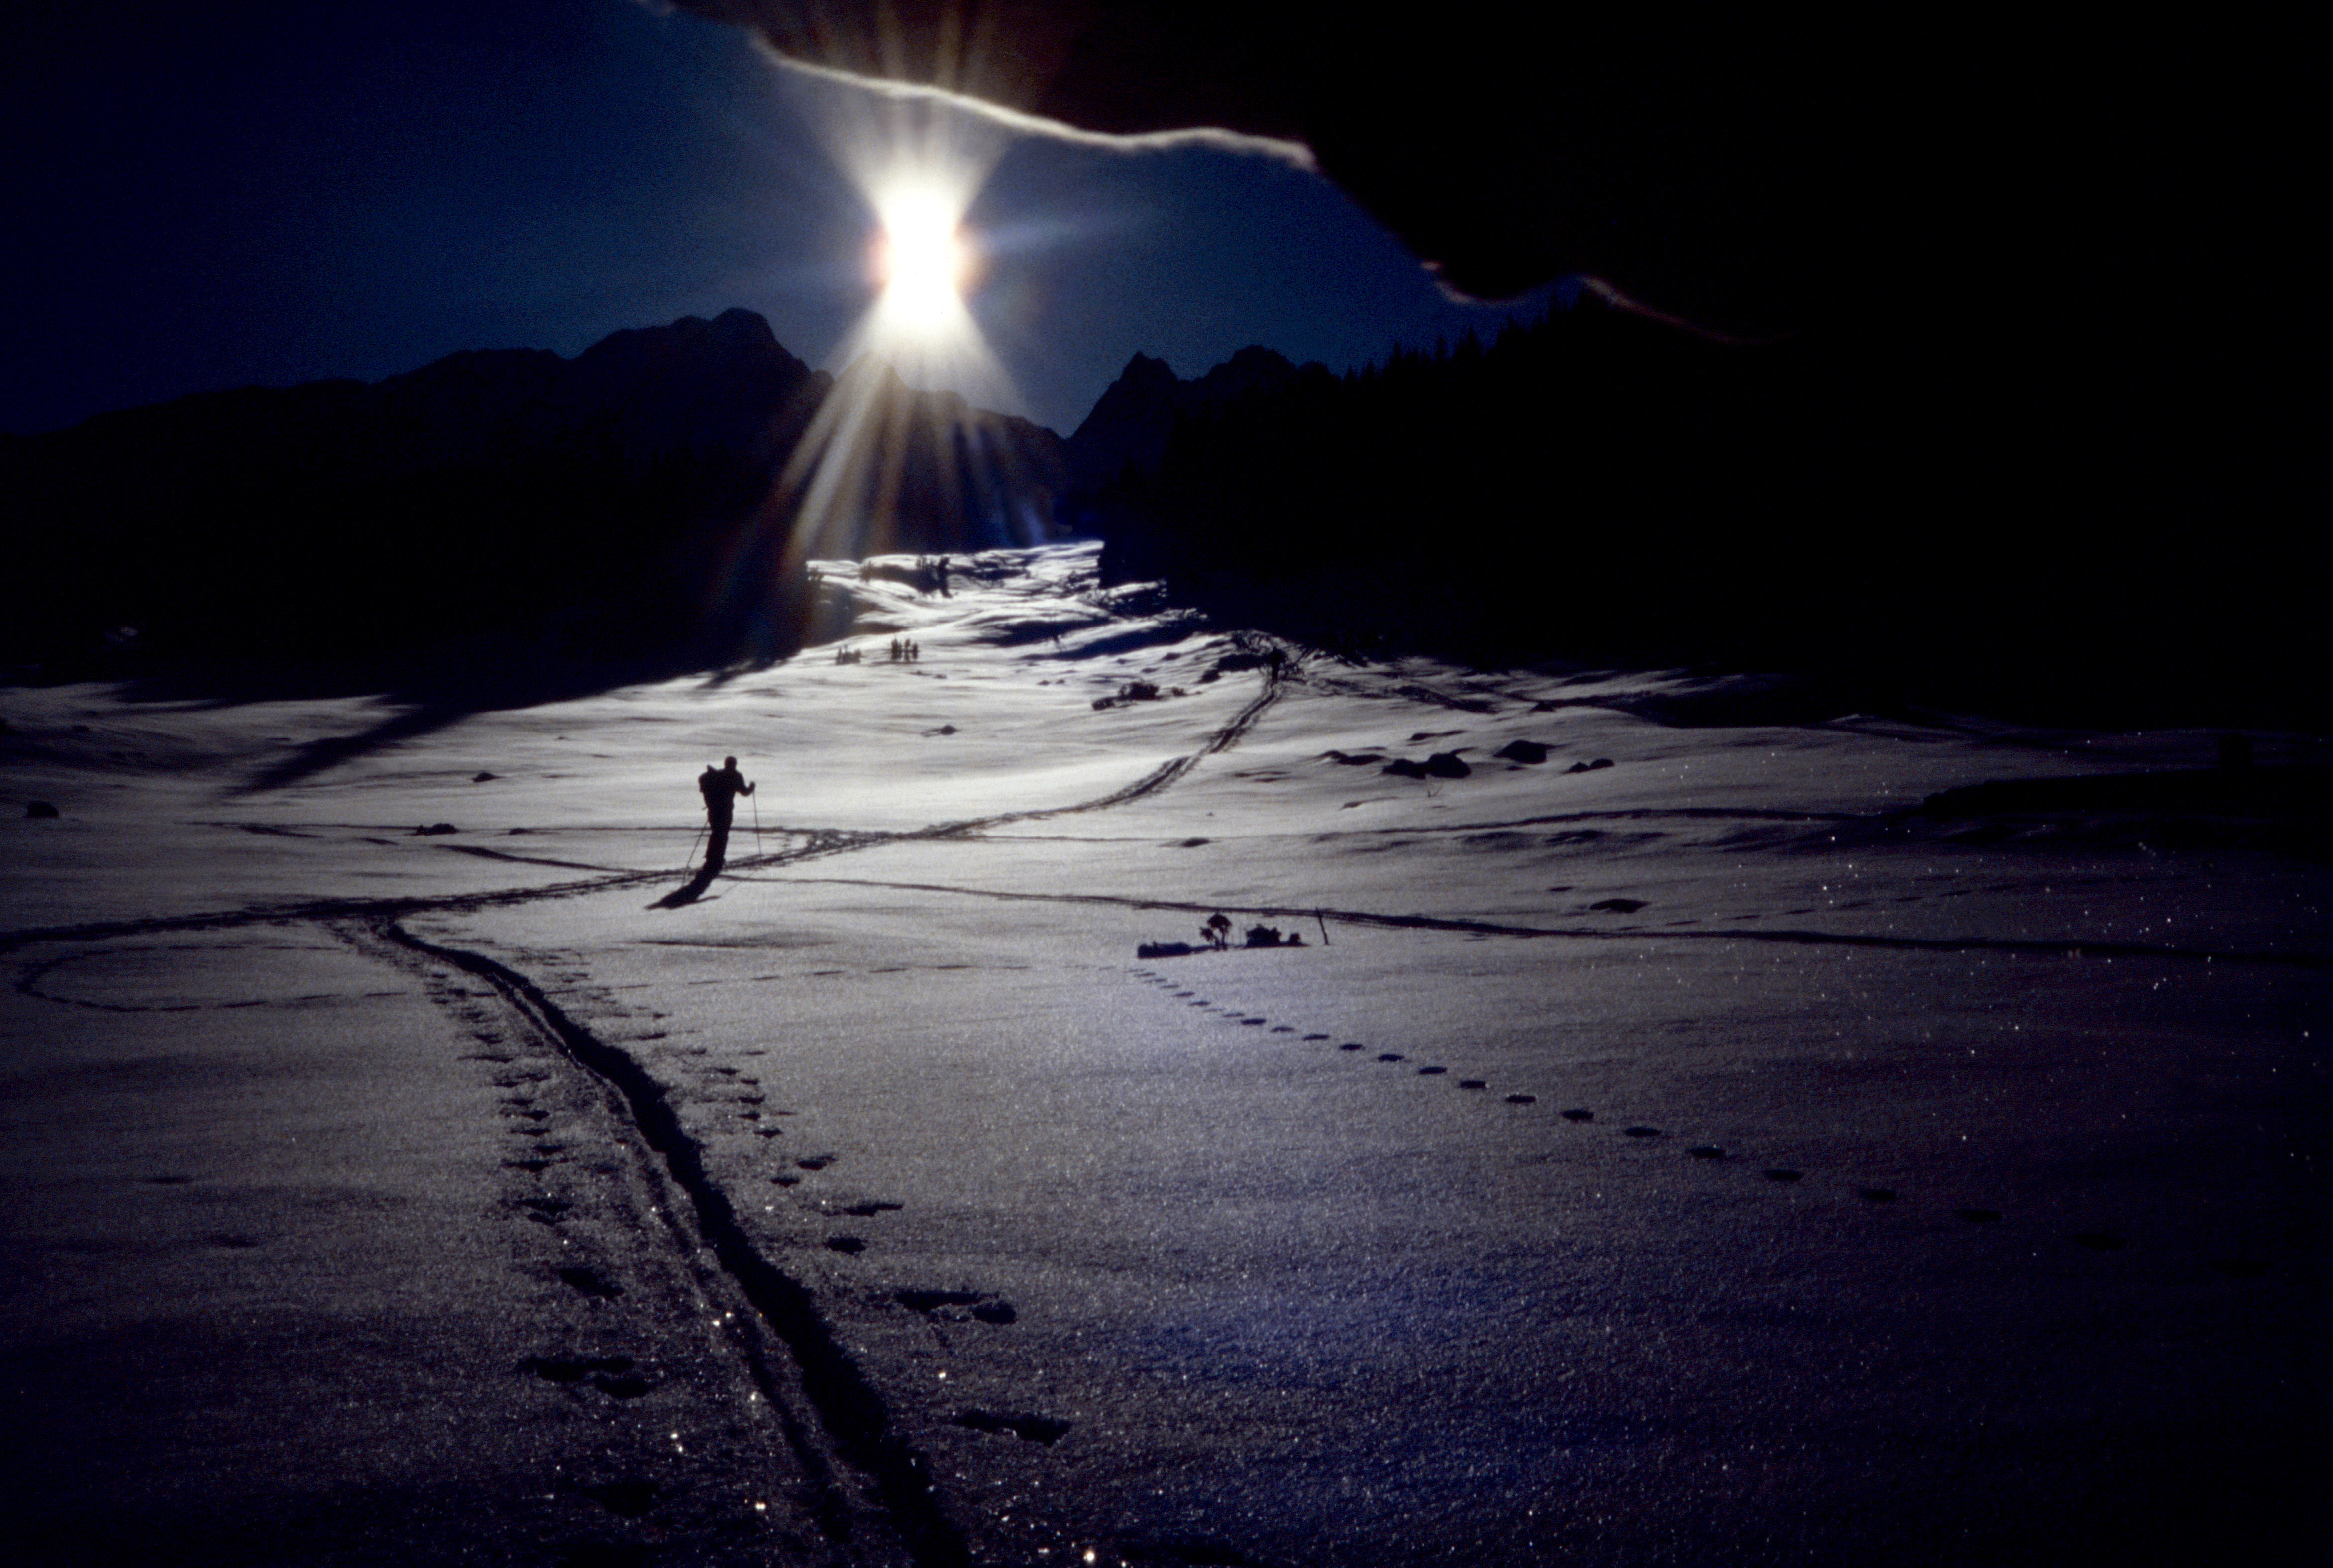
[637,0,1315,168]
[764,53,1313,168]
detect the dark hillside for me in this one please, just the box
[1082,296,2324,731]
[3,309,1064,687]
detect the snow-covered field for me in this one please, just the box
[4,543,2326,1567]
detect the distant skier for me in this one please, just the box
[697,756,755,872]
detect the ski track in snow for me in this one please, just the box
[0,582,1306,1566]
[8,545,2325,1562]
[0,646,1291,954]
[0,621,2312,1243]
[370,917,969,1568]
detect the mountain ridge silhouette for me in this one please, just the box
[4,308,1066,686]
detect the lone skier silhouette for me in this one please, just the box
[697,756,755,872]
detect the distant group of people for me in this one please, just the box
[831,638,925,664]
[687,549,970,879]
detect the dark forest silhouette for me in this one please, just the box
[1074,293,2324,731]
[4,296,2321,732]
[2,309,1063,693]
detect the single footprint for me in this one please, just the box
[897,1288,984,1314]
[2068,1231,2126,1251]
[1303,1033,1330,1041]
[1271,1026,1295,1034]
[1378,1053,1405,1062]
[795,1154,835,1171]
[1688,1145,1726,1160]
[1857,1187,1898,1203]
[1764,1168,1804,1182]
[1417,1065,1446,1076]
[555,1265,622,1300]
[1458,1079,1486,1089]
[1956,1207,2002,1223]
[952,1410,1072,1445]
[2212,1256,2269,1279]
[520,1353,634,1387]
[825,1235,866,1255]
[523,1356,652,1400]
[839,1200,903,1217]
[1240,1017,1268,1026]
[1339,1043,1365,1052]
[971,1300,1018,1324]
[1561,1108,1594,1122]
[1623,1126,1665,1139]
[583,1480,660,1519]
[1505,1093,1537,1105]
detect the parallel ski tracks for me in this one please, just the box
[739,875,2333,971]
[377,919,966,1568]
[4,657,2322,972]
[0,658,1292,954]
[0,658,1303,1563]
[7,651,2323,1564]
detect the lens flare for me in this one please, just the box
[701,65,1086,656]
[870,176,976,337]
[692,44,1315,662]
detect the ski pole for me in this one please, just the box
[751,790,762,857]
[686,823,706,872]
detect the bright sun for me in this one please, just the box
[871,178,974,337]
[768,110,1028,566]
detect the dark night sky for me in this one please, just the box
[2,0,1549,438]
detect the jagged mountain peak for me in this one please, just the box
[1111,351,1180,388]
[3,306,1068,677]
[1065,342,1313,492]
[574,307,796,375]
